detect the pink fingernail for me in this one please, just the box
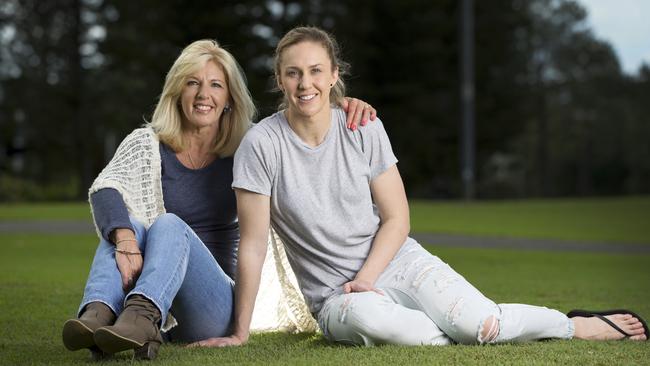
[352,125,357,131]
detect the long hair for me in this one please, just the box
[148,40,256,156]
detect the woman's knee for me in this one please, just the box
[453,311,501,344]
[149,213,187,237]
[335,293,393,340]
[146,213,190,250]
[444,298,500,344]
[478,315,500,344]
[151,213,183,228]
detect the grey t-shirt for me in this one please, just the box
[233,108,413,314]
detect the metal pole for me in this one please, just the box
[460,0,475,200]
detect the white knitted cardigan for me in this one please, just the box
[89,127,317,333]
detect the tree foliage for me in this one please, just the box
[1,0,648,200]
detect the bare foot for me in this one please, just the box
[572,313,647,341]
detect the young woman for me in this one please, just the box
[61,39,376,360]
[194,26,648,348]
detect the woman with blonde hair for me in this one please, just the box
[61,39,375,360]
[197,26,648,348]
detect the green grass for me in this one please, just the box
[1,233,649,365]
[2,196,649,245]
[410,196,650,244]
[0,202,91,221]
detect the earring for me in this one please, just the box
[330,83,333,87]
[224,105,231,112]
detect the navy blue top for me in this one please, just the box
[91,142,239,278]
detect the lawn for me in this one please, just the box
[0,202,92,221]
[1,231,649,365]
[2,196,649,244]
[410,196,650,244]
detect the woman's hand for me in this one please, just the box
[112,228,143,292]
[343,279,384,295]
[341,97,377,130]
[188,335,246,348]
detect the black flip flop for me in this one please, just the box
[567,309,649,340]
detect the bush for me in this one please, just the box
[0,175,79,202]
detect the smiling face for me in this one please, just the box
[179,60,231,130]
[277,41,338,122]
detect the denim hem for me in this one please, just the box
[126,291,167,330]
[78,298,119,318]
[565,316,575,339]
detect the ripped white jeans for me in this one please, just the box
[317,242,574,346]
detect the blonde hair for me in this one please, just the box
[273,26,350,109]
[148,39,256,157]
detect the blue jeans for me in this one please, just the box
[78,213,234,342]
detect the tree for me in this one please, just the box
[0,0,97,199]
[3,0,648,200]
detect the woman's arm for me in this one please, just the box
[91,188,142,291]
[90,188,134,241]
[190,188,271,347]
[344,165,410,293]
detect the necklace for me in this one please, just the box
[186,140,208,169]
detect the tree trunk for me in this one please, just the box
[69,0,91,199]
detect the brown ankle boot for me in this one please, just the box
[93,295,163,360]
[62,302,116,359]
